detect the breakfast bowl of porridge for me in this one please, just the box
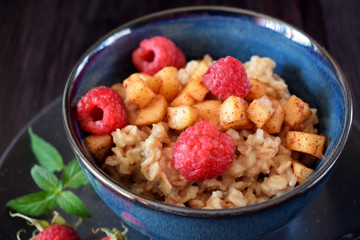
[62,6,352,240]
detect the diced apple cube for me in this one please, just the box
[167,106,198,130]
[292,160,314,184]
[123,74,156,108]
[193,100,222,125]
[286,131,326,158]
[246,95,274,128]
[85,134,113,164]
[244,78,267,101]
[262,99,285,134]
[183,61,209,102]
[134,95,168,126]
[284,95,312,127]
[170,90,196,107]
[154,66,179,102]
[219,96,252,130]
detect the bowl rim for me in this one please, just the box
[62,5,353,217]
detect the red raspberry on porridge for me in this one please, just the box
[132,36,186,75]
[203,56,251,100]
[76,86,127,135]
[173,121,235,181]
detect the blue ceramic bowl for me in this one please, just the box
[63,6,352,240]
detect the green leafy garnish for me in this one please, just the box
[57,191,91,218]
[31,165,62,192]
[6,128,91,218]
[7,191,57,216]
[62,159,89,189]
[28,128,65,172]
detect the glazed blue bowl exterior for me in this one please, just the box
[63,6,352,240]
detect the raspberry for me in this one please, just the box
[172,121,234,181]
[132,36,186,75]
[77,86,127,135]
[203,56,251,100]
[10,212,82,240]
[35,224,80,240]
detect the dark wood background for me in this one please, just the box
[1,0,359,155]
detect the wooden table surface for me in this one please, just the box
[1,0,359,155]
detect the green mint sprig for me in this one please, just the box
[6,128,91,218]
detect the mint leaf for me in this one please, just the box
[7,129,92,218]
[57,191,91,218]
[62,159,89,189]
[31,165,62,192]
[6,191,57,216]
[28,128,64,172]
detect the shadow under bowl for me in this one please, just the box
[63,6,352,240]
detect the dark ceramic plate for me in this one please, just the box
[1,97,359,239]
